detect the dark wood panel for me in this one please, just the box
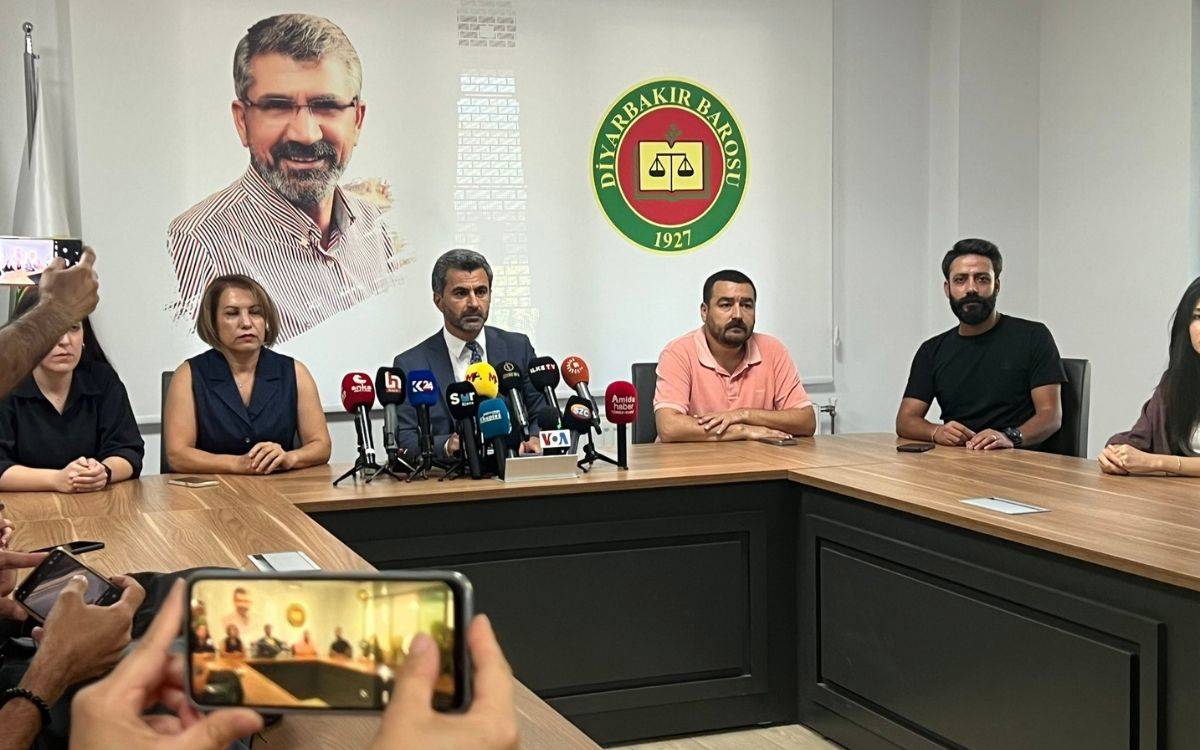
[819,543,1133,750]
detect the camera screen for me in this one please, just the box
[189,578,460,711]
[0,237,54,285]
[20,551,114,621]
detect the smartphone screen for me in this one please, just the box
[0,236,83,286]
[187,574,470,712]
[15,548,121,622]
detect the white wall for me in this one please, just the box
[1038,0,1195,457]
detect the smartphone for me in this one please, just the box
[897,442,935,453]
[0,236,83,285]
[757,437,798,446]
[185,570,473,714]
[13,547,123,623]
[30,540,105,555]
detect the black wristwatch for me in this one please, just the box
[0,687,51,728]
[1002,427,1024,447]
[102,463,113,487]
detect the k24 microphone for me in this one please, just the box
[496,360,530,441]
[478,397,512,479]
[445,382,483,479]
[605,380,638,470]
[561,356,602,431]
[465,361,500,399]
[406,370,440,465]
[527,356,561,421]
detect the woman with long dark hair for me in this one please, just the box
[1102,277,1200,475]
[0,289,143,491]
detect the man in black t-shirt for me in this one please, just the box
[896,239,1066,450]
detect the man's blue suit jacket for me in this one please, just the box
[392,326,547,458]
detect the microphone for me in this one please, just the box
[477,397,512,479]
[445,382,483,479]
[561,356,602,431]
[605,380,638,470]
[496,360,530,441]
[534,405,571,454]
[527,356,562,422]
[465,362,500,399]
[561,396,595,453]
[336,373,377,486]
[406,369,440,463]
[374,366,406,455]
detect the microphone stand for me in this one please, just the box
[333,418,381,486]
[575,425,619,473]
[367,449,415,483]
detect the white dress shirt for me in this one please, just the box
[443,327,488,383]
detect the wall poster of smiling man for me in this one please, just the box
[168,14,405,342]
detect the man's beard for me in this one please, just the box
[950,291,998,325]
[454,307,487,332]
[252,140,344,210]
[711,319,751,346]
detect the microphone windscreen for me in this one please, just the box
[340,372,376,412]
[465,362,500,399]
[477,398,512,439]
[605,380,639,424]
[375,366,407,406]
[496,360,525,393]
[533,405,561,431]
[445,381,480,420]
[528,356,561,390]
[561,395,594,432]
[560,356,590,388]
[406,370,440,407]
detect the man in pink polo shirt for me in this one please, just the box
[654,270,815,442]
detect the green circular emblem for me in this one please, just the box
[591,78,748,253]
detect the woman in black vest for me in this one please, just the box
[163,275,330,474]
[0,290,143,492]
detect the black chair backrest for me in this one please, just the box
[1037,358,1091,458]
[161,371,174,474]
[630,362,658,444]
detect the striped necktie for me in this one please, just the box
[466,340,483,365]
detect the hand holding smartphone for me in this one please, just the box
[14,547,123,623]
[185,570,473,713]
[0,236,83,286]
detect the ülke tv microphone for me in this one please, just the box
[478,397,512,479]
[605,380,638,470]
[496,360,530,441]
[561,356,602,431]
[446,382,483,479]
[527,356,562,422]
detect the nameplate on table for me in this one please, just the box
[502,452,579,482]
[961,497,1048,515]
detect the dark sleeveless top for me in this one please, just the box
[188,348,298,456]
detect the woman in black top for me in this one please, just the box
[163,275,330,474]
[193,624,216,654]
[0,290,143,492]
[223,624,244,655]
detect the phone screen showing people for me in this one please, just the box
[0,236,83,285]
[15,548,121,623]
[187,575,467,712]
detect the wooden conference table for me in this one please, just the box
[5,434,1200,749]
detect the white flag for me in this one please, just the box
[12,23,72,238]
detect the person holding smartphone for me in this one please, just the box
[70,580,520,750]
[654,270,815,443]
[0,289,143,493]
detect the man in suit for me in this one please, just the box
[393,249,545,459]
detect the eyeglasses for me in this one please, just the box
[242,97,359,121]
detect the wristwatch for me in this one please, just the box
[102,463,113,487]
[1002,427,1024,447]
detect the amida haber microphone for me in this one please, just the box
[496,360,530,441]
[605,380,638,470]
[560,356,602,431]
[369,366,413,480]
[445,382,483,480]
[477,397,512,479]
[527,356,561,419]
[333,372,378,486]
[405,369,441,478]
[465,361,500,399]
